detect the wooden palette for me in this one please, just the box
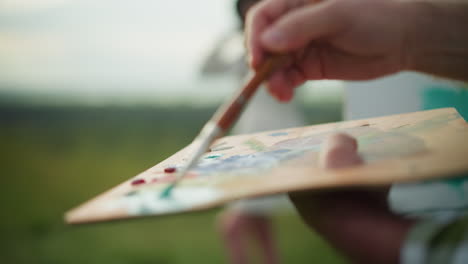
[66,108,468,224]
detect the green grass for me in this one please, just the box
[0,104,346,264]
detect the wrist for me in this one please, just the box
[400,0,468,81]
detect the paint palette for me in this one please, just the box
[66,108,468,224]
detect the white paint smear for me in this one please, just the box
[116,187,221,215]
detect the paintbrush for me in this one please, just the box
[160,54,288,198]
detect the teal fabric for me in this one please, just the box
[422,84,468,183]
[422,84,468,120]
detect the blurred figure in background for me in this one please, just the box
[201,0,305,263]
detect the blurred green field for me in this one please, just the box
[0,103,347,264]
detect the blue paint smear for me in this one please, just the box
[195,149,300,175]
[269,132,289,137]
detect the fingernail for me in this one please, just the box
[261,30,284,48]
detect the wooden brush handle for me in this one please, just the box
[213,54,288,131]
[212,0,318,132]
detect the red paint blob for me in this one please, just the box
[164,167,176,173]
[131,179,146,186]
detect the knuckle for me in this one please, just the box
[247,1,266,23]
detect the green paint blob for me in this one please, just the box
[205,154,222,159]
[244,139,267,152]
[125,191,138,197]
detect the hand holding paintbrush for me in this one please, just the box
[160,0,328,198]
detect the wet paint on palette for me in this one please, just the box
[210,146,234,151]
[204,154,223,159]
[131,179,146,186]
[194,149,305,176]
[118,120,437,216]
[244,138,267,151]
[269,132,289,137]
[117,186,222,215]
[164,167,177,173]
[193,134,337,177]
[125,190,138,197]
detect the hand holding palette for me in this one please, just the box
[65,108,468,224]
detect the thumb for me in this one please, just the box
[318,133,363,169]
[260,2,347,52]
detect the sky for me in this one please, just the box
[0,0,242,104]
